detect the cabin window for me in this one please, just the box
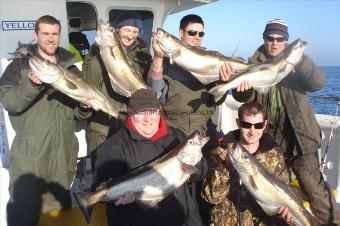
[109,9,154,50]
[66,2,97,59]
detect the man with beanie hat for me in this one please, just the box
[92,88,207,226]
[233,19,340,225]
[82,10,152,169]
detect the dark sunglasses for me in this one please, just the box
[240,121,266,129]
[265,36,287,42]
[185,30,205,38]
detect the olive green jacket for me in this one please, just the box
[0,44,87,212]
[83,38,151,152]
[232,45,325,155]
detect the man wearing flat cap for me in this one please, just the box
[232,19,340,225]
[92,88,207,226]
[82,11,153,168]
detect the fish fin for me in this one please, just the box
[168,48,181,63]
[189,71,219,85]
[137,197,164,207]
[254,87,270,94]
[73,191,95,223]
[248,175,258,191]
[256,199,278,216]
[209,84,230,103]
[64,79,78,90]
[180,163,198,175]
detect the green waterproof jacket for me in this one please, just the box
[0,44,88,212]
[232,45,325,155]
[83,38,151,152]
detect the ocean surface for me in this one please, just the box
[309,66,340,115]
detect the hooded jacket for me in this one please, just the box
[0,44,85,212]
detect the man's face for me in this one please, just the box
[179,22,204,47]
[131,108,161,138]
[237,113,267,146]
[264,34,288,58]
[117,26,140,47]
[34,23,60,58]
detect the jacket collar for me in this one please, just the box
[248,44,269,64]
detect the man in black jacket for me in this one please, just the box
[92,89,207,226]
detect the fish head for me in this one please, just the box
[28,56,62,83]
[95,20,115,46]
[228,144,255,175]
[177,131,208,166]
[285,39,307,65]
[156,28,180,57]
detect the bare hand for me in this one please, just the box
[235,80,252,92]
[28,71,42,85]
[219,63,234,81]
[115,192,136,206]
[80,103,92,109]
[278,206,295,224]
[151,32,164,59]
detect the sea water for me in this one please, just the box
[310,66,340,116]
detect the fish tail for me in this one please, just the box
[73,191,95,223]
[209,84,230,103]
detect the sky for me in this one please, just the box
[163,0,340,66]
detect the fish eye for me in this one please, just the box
[188,139,193,145]
[241,152,248,159]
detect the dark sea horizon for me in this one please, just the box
[309,66,340,116]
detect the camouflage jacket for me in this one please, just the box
[201,130,289,226]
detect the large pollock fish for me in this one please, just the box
[95,20,149,97]
[74,131,208,223]
[155,28,249,85]
[209,39,307,102]
[29,55,119,118]
[228,144,318,226]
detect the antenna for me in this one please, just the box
[231,41,240,57]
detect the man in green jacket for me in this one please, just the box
[82,11,152,166]
[232,19,340,225]
[0,15,89,226]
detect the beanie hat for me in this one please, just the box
[128,89,161,114]
[263,19,289,40]
[114,11,143,31]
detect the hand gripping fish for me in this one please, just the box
[155,28,249,85]
[95,20,149,97]
[29,55,119,118]
[209,39,307,102]
[74,131,208,223]
[228,144,318,226]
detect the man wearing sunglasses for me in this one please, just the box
[147,14,235,225]
[233,19,339,225]
[202,102,294,225]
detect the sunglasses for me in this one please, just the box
[185,30,205,38]
[240,120,266,129]
[265,36,287,42]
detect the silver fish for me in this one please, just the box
[209,39,307,102]
[95,20,149,97]
[74,131,208,223]
[29,55,119,118]
[228,144,318,226]
[155,28,249,85]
